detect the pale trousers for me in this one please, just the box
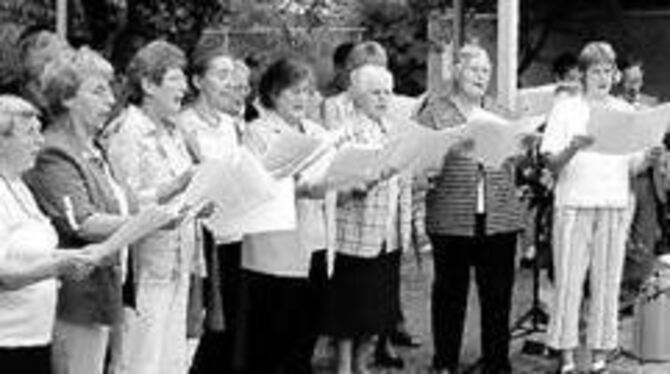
[121,275,190,374]
[51,319,110,374]
[547,207,630,350]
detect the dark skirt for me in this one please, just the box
[189,227,243,374]
[0,345,51,374]
[325,250,401,338]
[233,250,328,374]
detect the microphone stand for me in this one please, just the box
[511,140,552,355]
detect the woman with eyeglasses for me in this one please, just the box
[0,95,96,374]
[22,47,133,374]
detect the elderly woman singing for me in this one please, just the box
[0,95,95,374]
[22,47,133,374]
[236,57,333,374]
[541,41,662,374]
[178,35,250,373]
[325,64,413,374]
[415,44,523,374]
[104,40,196,374]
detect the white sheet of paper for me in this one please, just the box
[465,115,525,169]
[387,95,421,125]
[97,205,177,257]
[517,84,556,117]
[382,121,467,175]
[219,177,296,234]
[587,103,670,155]
[261,131,328,178]
[182,149,277,217]
[321,145,382,189]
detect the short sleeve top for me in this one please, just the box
[541,95,635,208]
[0,176,58,347]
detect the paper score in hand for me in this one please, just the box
[319,145,383,190]
[461,108,550,169]
[381,121,468,176]
[261,130,333,178]
[181,148,278,222]
[587,103,670,155]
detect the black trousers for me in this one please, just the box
[430,223,517,373]
[189,236,242,374]
[233,251,328,374]
[0,345,51,374]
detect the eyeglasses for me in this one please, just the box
[225,84,250,95]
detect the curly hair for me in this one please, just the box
[124,40,186,105]
[40,47,114,118]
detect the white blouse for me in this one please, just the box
[541,95,636,208]
[0,177,58,347]
[177,107,244,243]
[242,112,331,277]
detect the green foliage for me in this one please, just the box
[359,0,432,95]
[0,0,54,25]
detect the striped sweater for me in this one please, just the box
[415,93,524,237]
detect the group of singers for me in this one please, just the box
[0,25,666,374]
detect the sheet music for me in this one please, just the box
[463,113,526,169]
[517,84,556,117]
[382,121,467,175]
[182,149,277,217]
[261,130,331,178]
[217,177,297,234]
[320,145,382,189]
[587,103,670,155]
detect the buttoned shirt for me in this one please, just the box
[334,111,413,257]
[105,105,196,283]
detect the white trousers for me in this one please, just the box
[119,275,190,374]
[51,319,110,374]
[547,207,630,350]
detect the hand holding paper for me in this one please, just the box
[462,117,524,169]
[568,134,595,152]
[380,121,468,176]
[83,204,181,263]
[320,145,383,190]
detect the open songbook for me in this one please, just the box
[587,103,670,155]
[284,114,544,190]
[463,114,541,169]
[261,130,335,178]
[380,114,542,173]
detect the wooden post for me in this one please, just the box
[496,0,519,111]
[56,0,67,39]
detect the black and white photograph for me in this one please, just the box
[2,1,670,373]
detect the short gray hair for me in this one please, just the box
[346,41,388,71]
[348,64,394,97]
[455,43,490,68]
